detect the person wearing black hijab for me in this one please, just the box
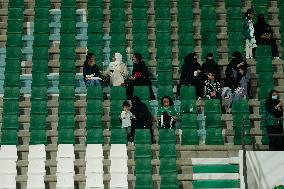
[178,52,203,98]
[265,89,284,150]
[202,53,221,81]
[126,53,156,100]
[254,14,278,58]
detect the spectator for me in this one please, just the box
[157,96,179,129]
[126,53,155,100]
[204,71,221,99]
[131,96,155,144]
[83,52,101,87]
[104,53,128,86]
[243,9,257,59]
[202,53,221,81]
[235,65,251,98]
[265,89,284,150]
[254,14,278,58]
[120,101,135,145]
[179,52,204,99]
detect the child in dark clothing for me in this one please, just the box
[204,71,221,99]
[158,96,179,129]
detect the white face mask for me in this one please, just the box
[272,95,278,100]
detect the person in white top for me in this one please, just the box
[120,101,135,144]
[105,53,128,86]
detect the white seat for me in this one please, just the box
[0,145,17,160]
[86,144,103,159]
[109,159,128,174]
[109,144,127,159]
[57,144,75,159]
[0,160,17,174]
[28,145,46,160]
[27,160,46,174]
[109,173,128,188]
[27,175,45,189]
[85,159,103,174]
[85,173,104,188]
[56,159,74,174]
[56,173,74,188]
[0,174,16,189]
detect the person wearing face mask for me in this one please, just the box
[104,53,128,86]
[201,53,221,81]
[265,89,284,150]
[178,52,204,99]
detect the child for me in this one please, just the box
[157,96,179,129]
[120,101,134,144]
[204,71,221,99]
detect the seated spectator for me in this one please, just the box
[234,65,251,98]
[83,53,101,87]
[120,101,135,145]
[265,89,284,150]
[243,9,257,59]
[104,53,128,86]
[202,53,221,81]
[131,96,155,144]
[157,96,179,129]
[179,52,204,99]
[254,14,278,58]
[126,53,155,100]
[204,71,221,99]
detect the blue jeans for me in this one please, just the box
[85,79,101,87]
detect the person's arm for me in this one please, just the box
[120,111,126,119]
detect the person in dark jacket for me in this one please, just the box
[178,52,204,99]
[235,65,251,98]
[83,52,101,87]
[265,89,284,150]
[130,96,156,144]
[202,53,221,81]
[254,14,278,58]
[126,53,155,100]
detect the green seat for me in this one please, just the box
[34,8,50,20]
[258,84,274,99]
[159,129,176,144]
[34,34,49,46]
[132,45,149,60]
[200,20,216,32]
[3,100,19,114]
[7,20,23,33]
[87,86,103,99]
[4,73,20,86]
[8,8,23,19]
[182,128,199,145]
[135,129,152,144]
[30,114,46,130]
[155,0,170,7]
[110,100,125,114]
[156,32,171,45]
[61,7,76,18]
[159,143,176,158]
[58,100,75,114]
[156,59,172,72]
[201,7,216,19]
[6,47,22,58]
[1,129,18,145]
[59,60,76,73]
[201,32,217,45]
[88,7,104,20]
[155,7,170,20]
[204,100,221,114]
[30,100,48,114]
[87,100,103,114]
[110,21,126,33]
[4,86,20,99]
[87,34,103,45]
[228,32,244,45]
[111,8,125,20]
[178,32,194,46]
[178,0,193,6]
[133,86,150,100]
[257,72,274,85]
[31,73,48,87]
[58,128,75,144]
[156,46,172,58]
[110,113,121,128]
[180,100,197,113]
[255,45,272,58]
[178,21,194,32]
[160,174,178,188]
[178,45,195,58]
[87,0,103,7]
[110,1,125,7]
[205,114,222,128]
[87,20,103,33]
[60,47,76,59]
[32,60,48,73]
[132,0,148,7]
[135,144,152,158]
[180,86,196,100]
[226,7,242,19]
[205,128,224,145]
[35,0,50,8]
[232,100,250,114]
[59,86,75,99]
[227,20,243,32]
[157,85,173,99]
[110,128,127,144]
[252,0,267,6]
[8,0,24,8]
[110,87,126,100]
[59,73,75,86]
[181,114,198,128]
[6,33,22,46]
[199,0,215,6]
[86,128,104,144]
[30,130,47,144]
[160,158,177,174]
[132,20,148,33]
[61,0,76,7]
[135,174,153,189]
[132,8,148,19]
[133,33,148,45]
[155,20,171,31]
[86,114,103,128]
[135,158,152,174]
[110,33,126,45]
[157,71,173,85]
[233,114,250,128]
[225,0,241,6]
[177,7,193,20]
[34,20,49,33]
[58,115,75,129]
[2,115,19,129]
[61,21,76,33]
[60,34,76,46]
[33,47,49,59]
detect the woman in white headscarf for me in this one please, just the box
[105,53,128,86]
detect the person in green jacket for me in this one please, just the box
[157,96,179,129]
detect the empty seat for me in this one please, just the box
[0,160,17,174]
[109,174,128,188]
[160,158,177,174]
[56,173,74,188]
[86,144,103,159]
[135,174,153,189]
[57,144,75,159]
[28,145,46,159]
[57,159,75,174]
[86,128,104,144]
[134,129,152,144]
[0,145,17,160]
[85,159,103,173]
[110,158,128,173]
[135,158,152,174]
[87,86,103,99]
[27,175,45,189]
[0,175,16,189]
[160,173,178,189]
[182,128,199,145]
[85,173,104,189]
[110,144,127,159]
[27,160,45,174]
[159,129,176,144]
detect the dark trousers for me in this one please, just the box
[159,112,176,129]
[266,125,284,151]
[126,126,135,142]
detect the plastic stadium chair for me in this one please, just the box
[157,85,173,99]
[61,21,76,33]
[156,32,171,45]
[157,71,173,85]
[178,32,194,45]
[232,100,250,114]
[132,8,148,20]
[35,0,50,8]
[87,100,103,114]
[110,87,126,100]
[132,20,148,33]
[205,128,224,145]
[199,0,215,6]
[156,46,172,58]
[31,73,48,87]
[204,100,221,114]
[4,86,20,99]
[110,129,127,144]
[33,34,49,46]
[110,33,127,45]
[135,174,153,189]
[110,21,126,32]
[86,114,103,128]
[180,86,197,100]
[205,114,222,128]
[59,60,76,73]
[88,7,104,20]
[135,144,152,159]
[58,100,75,114]
[86,128,104,144]
[135,158,152,174]
[181,114,198,128]
[3,100,19,114]
[1,129,18,145]
[60,34,76,46]
[111,8,126,20]
[160,174,178,189]
[58,115,75,129]
[133,86,150,100]
[30,130,47,145]
[178,0,193,6]
[6,34,22,46]
[8,0,24,8]
[178,22,194,32]
[30,100,48,114]
[34,20,49,33]
[182,128,199,145]
[87,86,103,99]
[226,7,242,19]
[59,86,75,99]
[87,21,103,33]
[33,47,49,59]
[160,158,177,174]
[159,129,176,144]
[32,60,49,73]
[2,115,19,129]
[133,33,148,45]
[132,0,148,7]
[134,129,152,144]
[178,7,193,20]
[59,73,76,86]
[58,129,75,144]
[180,100,197,113]
[30,115,47,130]
[201,7,216,19]
[34,8,50,20]
[8,8,23,19]
[156,20,171,32]
[227,20,243,32]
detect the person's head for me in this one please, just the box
[112,52,123,62]
[257,14,266,23]
[133,53,143,64]
[85,52,95,65]
[122,100,131,112]
[184,52,197,64]
[238,65,247,76]
[245,9,254,19]
[232,51,243,60]
[269,89,279,100]
[131,96,142,107]
[207,71,215,81]
[161,96,174,108]
[206,53,214,60]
